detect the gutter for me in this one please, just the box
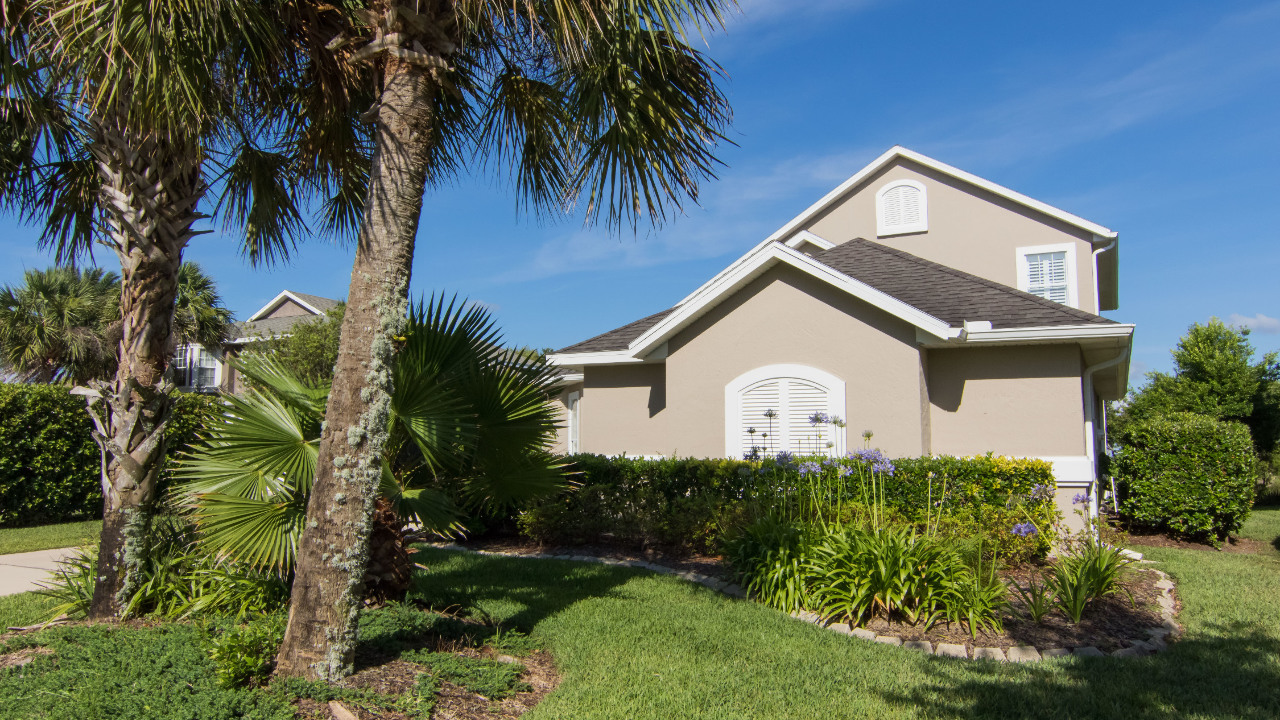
[1082,347,1129,524]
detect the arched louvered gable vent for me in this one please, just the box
[725,364,846,458]
[876,180,928,237]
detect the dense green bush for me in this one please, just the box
[0,384,220,527]
[1113,412,1256,541]
[517,453,1057,556]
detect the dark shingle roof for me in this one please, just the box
[287,291,342,313]
[554,239,1114,354]
[813,239,1115,329]
[555,308,675,353]
[229,314,326,343]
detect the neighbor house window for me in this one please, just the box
[174,344,220,391]
[876,180,928,236]
[725,364,846,458]
[1017,243,1078,308]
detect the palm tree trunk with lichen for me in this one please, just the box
[274,44,439,679]
[77,117,203,619]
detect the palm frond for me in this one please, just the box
[190,492,307,571]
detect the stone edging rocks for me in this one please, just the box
[425,544,1181,662]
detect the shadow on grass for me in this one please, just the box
[405,548,647,633]
[882,621,1280,719]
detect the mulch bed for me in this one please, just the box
[453,537,1174,654]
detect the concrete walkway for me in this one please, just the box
[0,547,77,597]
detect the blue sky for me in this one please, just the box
[3,0,1279,386]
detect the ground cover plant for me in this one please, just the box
[0,509,1276,719]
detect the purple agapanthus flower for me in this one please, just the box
[1073,493,1089,505]
[837,465,855,478]
[1030,484,1054,502]
[798,461,822,476]
[775,451,795,466]
[847,448,895,475]
[809,411,830,425]
[1011,522,1038,537]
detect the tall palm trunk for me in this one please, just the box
[275,49,438,680]
[78,118,203,619]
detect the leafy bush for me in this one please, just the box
[721,516,812,612]
[1114,412,1256,541]
[1046,541,1134,623]
[0,385,220,527]
[519,453,1058,558]
[206,614,286,688]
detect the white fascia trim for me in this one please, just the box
[675,235,781,307]
[1029,456,1095,488]
[247,290,325,321]
[961,323,1135,344]
[766,146,1118,244]
[551,372,584,385]
[783,230,836,251]
[631,243,957,358]
[546,351,644,366]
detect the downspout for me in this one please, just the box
[1083,348,1128,527]
[1092,236,1117,313]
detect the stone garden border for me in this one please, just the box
[426,544,1181,662]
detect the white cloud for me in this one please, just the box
[1227,312,1280,334]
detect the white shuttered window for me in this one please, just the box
[1025,251,1069,304]
[733,370,844,457]
[876,180,928,236]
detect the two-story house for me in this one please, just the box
[173,290,342,394]
[546,147,1133,523]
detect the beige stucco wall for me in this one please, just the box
[802,159,1101,314]
[926,345,1085,458]
[579,364,670,456]
[658,265,926,459]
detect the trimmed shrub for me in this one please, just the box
[516,453,1058,556]
[1113,412,1256,541]
[0,384,220,527]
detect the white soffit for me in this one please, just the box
[766,146,1119,244]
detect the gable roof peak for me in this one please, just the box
[768,146,1118,244]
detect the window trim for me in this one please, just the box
[724,364,846,458]
[1016,242,1079,309]
[875,179,929,237]
[566,390,581,454]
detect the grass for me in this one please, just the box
[0,520,100,555]
[1239,506,1280,551]
[1,512,1277,718]
[0,591,59,629]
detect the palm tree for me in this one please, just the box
[0,0,365,618]
[173,263,233,350]
[175,296,564,598]
[278,0,735,679]
[0,265,119,382]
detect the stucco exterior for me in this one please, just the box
[579,364,669,456]
[802,158,1101,314]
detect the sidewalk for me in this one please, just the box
[0,547,76,597]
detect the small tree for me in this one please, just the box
[243,303,345,388]
[1111,318,1280,461]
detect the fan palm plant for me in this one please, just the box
[176,295,564,594]
[0,0,369,617]
[0,265,119,382]
[281,0,735,679]
[173,263,233,350]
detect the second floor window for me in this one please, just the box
[1024,250,1069,304]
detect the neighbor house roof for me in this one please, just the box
[552,239,1125,358]
[246,290,343,321]
[230,290,343,343]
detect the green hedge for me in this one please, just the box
[1114,412,1256,541]
[0,384,220,528]
[516,453,1057,555]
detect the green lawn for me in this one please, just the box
[1239,506,1280,551]
[1,511,1277,718]
[0,520,100,555]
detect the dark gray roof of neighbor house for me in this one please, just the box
[555,239,1116,354]
[555,308,675,354]
[287,291,342,314]
[228,314,327,344]
[813,239,1116,329]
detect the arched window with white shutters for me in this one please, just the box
[876,180,928,237]
[725,364,846,458]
